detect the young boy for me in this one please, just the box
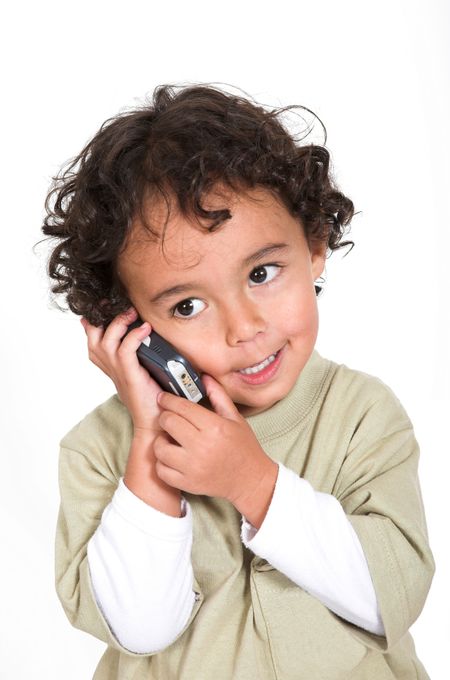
[44,83,435,679]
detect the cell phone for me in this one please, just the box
[124,319,206,403]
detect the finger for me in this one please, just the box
[80,316,105,345]
[102,306,141,351]
[154,458,185,491]
[116,320,154,371]
[202,374,242,422]
[80,316,108,370]
[80,312,149,378]
[157,391,214,430]
[153,434,187,471]
[158,411,199,448]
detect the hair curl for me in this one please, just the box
[38,82,356,327]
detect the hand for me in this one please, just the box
[153,374,277,508]
[79,307,164,435]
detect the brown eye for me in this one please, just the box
[175,299,194,316]
[250,266,268,284]
[172,298,206,319]
[249,264,281,287]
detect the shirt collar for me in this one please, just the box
[245,349,332,441]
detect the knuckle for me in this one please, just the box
[117,343,131,360]
[211,421,223,438]
[155,459,167,478]
[87,346,98,361]
[160,412,173,429]
[153,434,164,453]
[116,345,126,358]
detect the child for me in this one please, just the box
[42,83,435,679]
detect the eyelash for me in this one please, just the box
[169,263,285,319]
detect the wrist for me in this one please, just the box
[231,459,278,530]
[124,433,182,516]
[132,425,162,442]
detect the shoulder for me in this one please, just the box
[59,394,133,475]
[320,360,408,418]
[318,351,413,428]
[319,357,421,502]
[60,393,131,449]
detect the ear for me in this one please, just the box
[310,240,327,280]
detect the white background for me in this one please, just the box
[1,0,449,677]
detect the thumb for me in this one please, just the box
[202,375,241,421]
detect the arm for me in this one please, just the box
[87,477,196,653]
[332,390,435,650]
[55,423,204,656]
[238,387,435,652]
[240,462,385,635]
[57,312,206,653]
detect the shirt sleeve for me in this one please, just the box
[240,462,385,636]
[87,478,196,653]
[331,387,436,652]
[55,445,204,657]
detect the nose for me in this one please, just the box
[224,297,267,346]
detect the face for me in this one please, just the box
[117,186,326,416]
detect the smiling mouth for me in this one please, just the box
[237,348,283,375]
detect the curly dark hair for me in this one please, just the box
[38,82,356,327]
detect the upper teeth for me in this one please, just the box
[239,352,277,375]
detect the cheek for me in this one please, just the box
[174,333,229,376]
[197,343,225,373]
[275,287,319,338]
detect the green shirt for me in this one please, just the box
[55,349,435,679]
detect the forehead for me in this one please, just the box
[117,185,302,283]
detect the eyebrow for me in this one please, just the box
[150,242,290,306]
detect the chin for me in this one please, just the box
[233,381,292,416]
[222,339,314,414]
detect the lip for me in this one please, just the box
[235,344,286,386]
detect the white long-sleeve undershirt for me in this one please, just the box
[87,462,385,654]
